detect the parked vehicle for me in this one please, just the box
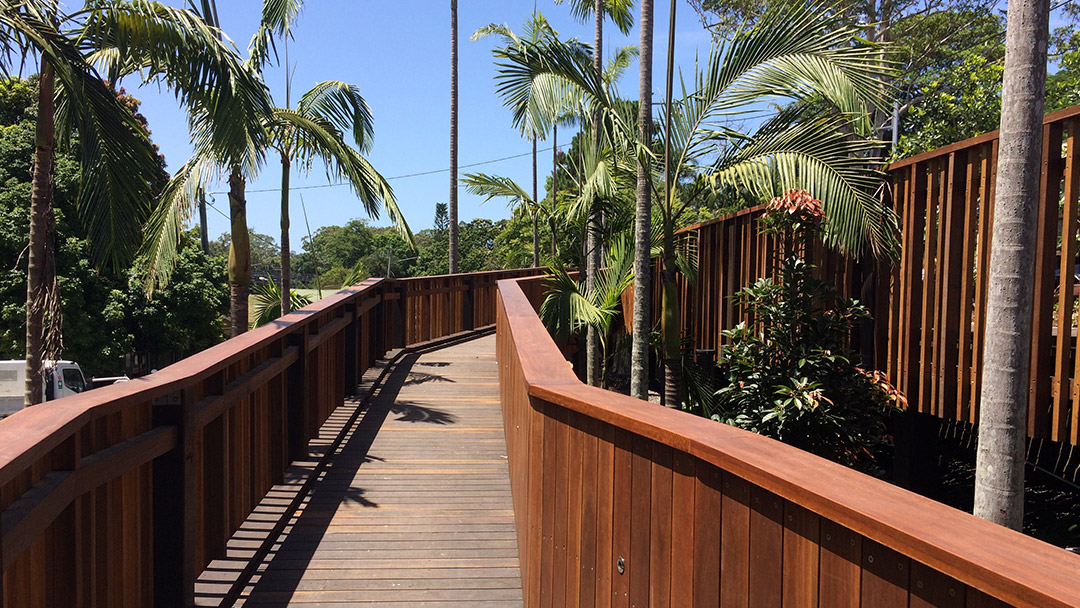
[0,360,89,417]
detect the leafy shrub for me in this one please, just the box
[709,191,906,472]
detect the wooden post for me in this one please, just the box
[287,328,311,462]
[152,388,196,608]
[394,281,407,349]
[374,287,386,360]
[463,276,475,331]
[343,303,358,396]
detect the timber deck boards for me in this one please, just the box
[194,334,524,607]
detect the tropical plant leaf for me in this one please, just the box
[251,275,313,328]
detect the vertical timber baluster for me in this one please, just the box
[463,276,475,331]
[343,302,358,396]
[287,327,311,462]
[152,387,195,608]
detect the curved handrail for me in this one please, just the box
[498,274,1080,607]
[0,278,385,485]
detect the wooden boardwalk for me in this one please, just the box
[195,334,524,607]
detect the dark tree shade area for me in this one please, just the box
[0,77,229,378]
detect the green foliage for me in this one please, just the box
[0,76,227,376]
[540,233,634,383]
[709,195,905,472]
[251,276,313,327]
[894,10,1005,156]
[210,229,280,281]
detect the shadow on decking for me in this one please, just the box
[194,347,460,607]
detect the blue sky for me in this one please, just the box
[110,1,713,246]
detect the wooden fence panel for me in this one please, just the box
[672,105,1080,446]
[499,274,1080,608]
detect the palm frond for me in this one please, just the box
[461,172,541,219]
[0,2,164,268]
[711,111,898,257]
[247,0,304,69]
[82,0,274,172]
[251,275,313,328]
[270,108,415,249]
[603,44,638,84]
[297,80,374,152]
[554,0,635,35]
[137,157,214,292]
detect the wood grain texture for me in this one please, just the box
[193,335,524,607]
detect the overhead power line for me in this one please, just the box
[206,143,570,196]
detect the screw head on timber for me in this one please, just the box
[617,557,625,574]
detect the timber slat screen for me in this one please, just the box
[0,268,542,608]
[498,274,1080,608]
[673,104,1080,447]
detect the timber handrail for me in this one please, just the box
[497,274,1080,607]
[0,267,544,607]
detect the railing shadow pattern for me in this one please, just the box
[0,268,543,608]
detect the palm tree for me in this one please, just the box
[473,12,560,267]
[556,0,635,387]
[533,4,898,405]
[4,0,269,405]
[973,0,1051,530]
[449,0,459,273]
[630,0,654,400]
[141,0,409,333]
[271,81,412,315]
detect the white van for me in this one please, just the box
[0,360,88,417]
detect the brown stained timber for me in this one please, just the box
[0,268,544,607]
[498,271,1080,608]
[666,106,1080,448]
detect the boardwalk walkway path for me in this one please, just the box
[195,334,524,607]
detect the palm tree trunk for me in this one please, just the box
[631,0,655,400]
[532,135,539,268]
[552,124,558,258]
[585,0,604,387]
[228,167,251,337]
[973,0,1050,530]
[25,63,55,407]
[661,218,681,407]
[448,0,460,274]
[280,152,292,315]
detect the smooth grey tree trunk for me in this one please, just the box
[585,0,604,387]
[552,124,558,257]
[631,0,655,400]
[973,0,1050,530]
[25,62,55,407]
[280,153,292,315]
[532,135,539,268]
[449,0,460,273]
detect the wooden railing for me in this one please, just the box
[0,267,543,607]
[498,273,1080,608]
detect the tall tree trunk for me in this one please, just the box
[448,0,460,274]
[280,152,292,315]
[228,168,251,337]
[198,188,210,253]
[585,0,604,387]
[25,62,56,407]
[631,0,655,400]
[532,135,539,268]
[660,0,680,407]
[973,0,1050,530]
[552,124,558,257]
